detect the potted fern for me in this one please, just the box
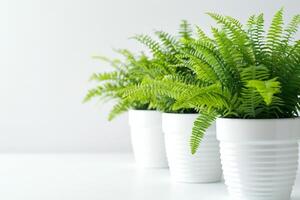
[170,9,300,199]
[84,50,168,168]
[124,21,222,183]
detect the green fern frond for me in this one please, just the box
[155,31,180,53]
[89,71,119,82]
[212,27,243,64]
[240,65,270,82]
[225,15,243,29]
[115,49,135,60]
[148,78,201,100]
[190,109,218,154]
[172,83,228,110]
[108,100,131,121]
[163,73,206,87]
[247,13,266,63]
[238,65,272,117]
[207,12,256,64]
[239,87,263,118]
[282,14,300,46]
[179,38,226,83]
[266,8,284,54]
[179,20,193,40]
[211,27,243,90]
[133,34,165,58]
[247,78,281,106]
[177,49,218,83]
[83,87,103,103]
[195,26,214,43]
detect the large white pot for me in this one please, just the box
[162,113,222,183]
[128,110,168,168]
[217,118,300,200]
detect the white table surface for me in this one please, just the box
[0,153,299,200]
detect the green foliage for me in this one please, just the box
[85,10,300,155]
[122,20,198,113]
[84,50,154,120]
[191,109,218,154]
[179,9,300,153]
[246,78,281,106]
[179,20,193,40]
[84,20,197,120]
[123,10,300,154]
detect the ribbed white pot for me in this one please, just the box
[128,110,168,168]
[217,118,300,200]
[162,113,222,183]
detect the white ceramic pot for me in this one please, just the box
[128,110,168,168]
[162,113,222,183]
[217,118,300,200]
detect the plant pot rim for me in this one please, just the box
[217,117,300,121]
[162,112,199,115]
[217,117,300,142]
[129,109,158,112]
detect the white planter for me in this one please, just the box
[217,118,300,200]
[162,113,222,183]
[128,110,168,168]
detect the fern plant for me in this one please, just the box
[181,9,300,153]
[84,49,167,120]
[84,21,197,119]
[124,9,300,154]
[123,20,199,113]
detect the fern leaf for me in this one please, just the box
[180,38,227,84]
[89,72,119,82]
[282,14,300,46]
[179,20,193,40]
[247,78,281,106]
[211,27,243,91]
[195,26,213,43]
[266,8,284,54]
[155,31,180,53]
[133,34,165,58]
[83,87,103,103]
[247,13,267,63]
[172,83,229,110]
[115,49,135,60]
[190,109,218,154]
[207,12,256,64]
[108,100,131,121]
[240,65,270,82]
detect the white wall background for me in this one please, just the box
[0,0,299,153]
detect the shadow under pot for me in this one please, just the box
[128,109,168,168]
[162,113,222,183]
[217,118,300,200]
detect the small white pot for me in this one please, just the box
[162,113,222,183]
[217,118,300,200]
[128,110,168,168]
